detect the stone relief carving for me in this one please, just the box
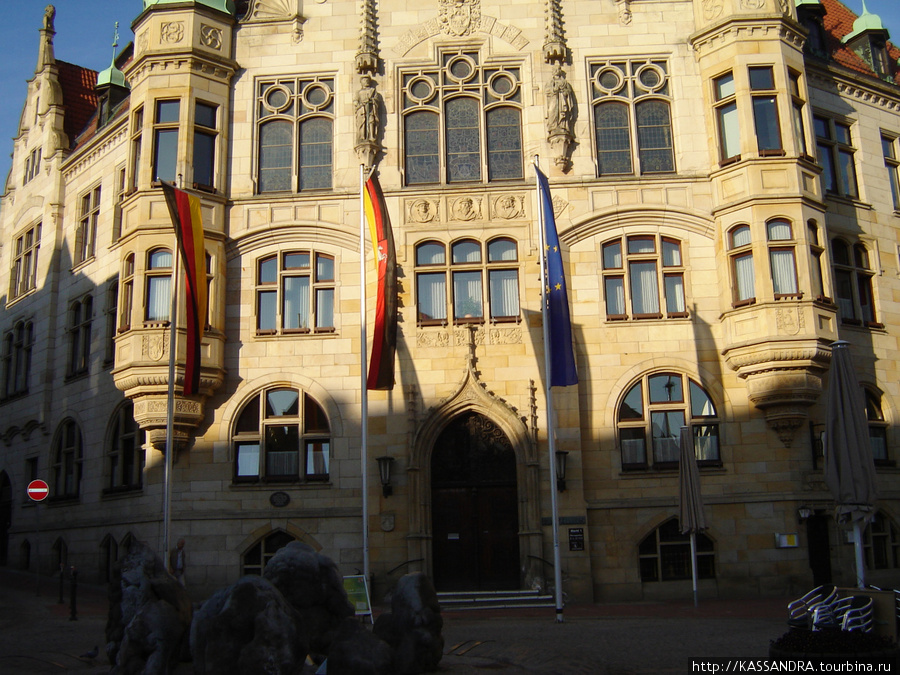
[417,331,451,348]
[353,75,382,167]
[138,30,149,54]
[408,199,438,223]
[702,0,724,21]
[494,194,524,220]
[439,0,480,37]
[244,0,305,41]
[616,0,632,26]
[552,195,567,219]
[740,0,766,9]
[451,196,480,221]
[43,5,56,31]
[161,21,185,44]
[200,24,223,50]
[776,307,805,335]
[143,334,169,361]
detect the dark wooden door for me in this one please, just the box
[807,513,832,586]
[431,413,519,591]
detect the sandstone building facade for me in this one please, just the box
[1,0,899,602]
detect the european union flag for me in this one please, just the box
[536,167,578,387]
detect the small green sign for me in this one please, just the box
[343,575,372,619]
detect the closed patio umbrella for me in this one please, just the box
[823,340,878,589]
[679,426,707,606]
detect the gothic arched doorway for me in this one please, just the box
[431,412,519,591]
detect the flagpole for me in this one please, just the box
[359,164,370,582]
[535,156,564,623]
[162,244,181,564]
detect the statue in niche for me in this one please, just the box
[43,5,56,31]
[545,66,576,138]
[354,75,381,145]
[545,66,577,169]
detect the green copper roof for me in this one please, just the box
[794,0,823,7]
[842,0,889,43]
[97,61,130,89]
[142,0,235,15]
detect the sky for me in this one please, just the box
[0,0,899,189]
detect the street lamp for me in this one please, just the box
[555,450,568,492]
[375,456,395,497]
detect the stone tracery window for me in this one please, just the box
[53,419,83,500]
[590,58,675,176]
[401,49,523,185]
[257,77,334,192]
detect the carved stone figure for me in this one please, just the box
[545,66,576,138]
[354,75,381,145]
[495,195,523,220]
[410,199,436,223]
[452,197,478,221]
[43,5,56,31]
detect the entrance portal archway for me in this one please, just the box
[431,412,519,591]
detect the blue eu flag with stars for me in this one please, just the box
[536,167,578,387]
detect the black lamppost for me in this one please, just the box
[375,456,395,497]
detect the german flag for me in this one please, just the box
[363,174,397,390]
[161,182,206,396]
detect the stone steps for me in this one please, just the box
[437,589,556,611]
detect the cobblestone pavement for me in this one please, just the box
[0,568,789,674]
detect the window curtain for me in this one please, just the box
[147,277,171,321]
[316,288,334,328]
[769,249,798,294]
[306,441,330,476]
[718,103,740,159]
[605,277,625,315]
[236,443,261,477]
[664,275,685,312]
[489,269,519,318]
[630,262,659,314]
[733,253,755,301]
[453,271,483,318]
[621,437,646,465]
[283,276,310,329]
[651,411,683,463]
[693,426,720,461]
[417,273,447,321]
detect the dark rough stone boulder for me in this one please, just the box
[326,618,393,675]
[373,573,443,674]
[105,539,192,675]
[190,575,308,675]
[263,542,354,655]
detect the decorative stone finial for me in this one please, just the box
[356,0,379,74]
[543,0,566,64]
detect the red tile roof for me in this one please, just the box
[820,0,900,86]
[56,60,98,148]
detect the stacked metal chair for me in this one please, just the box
[787,586,874,632]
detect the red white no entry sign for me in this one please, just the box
[27,479,49,502]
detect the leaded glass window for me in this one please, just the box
[402,49,523,186]
[256,77,334,193]
[590,59,675,176]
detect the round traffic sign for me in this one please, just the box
[27,479,49,502]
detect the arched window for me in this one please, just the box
[864,512,900,570]
[590,59,675,176]
[145,248,172,322]
[728,225,755,306]
[639,518,715,582]
[242,530,296,576]
[52,537,68,572]
[600,235,686,320]
[618,373,720,470]
[53,419,83,499]
[106,401,144,493]
[766,219,799,298]
[414,238,521,325]
[402,50,523,186]
[256,77,334,193]
[233,387,331,483]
